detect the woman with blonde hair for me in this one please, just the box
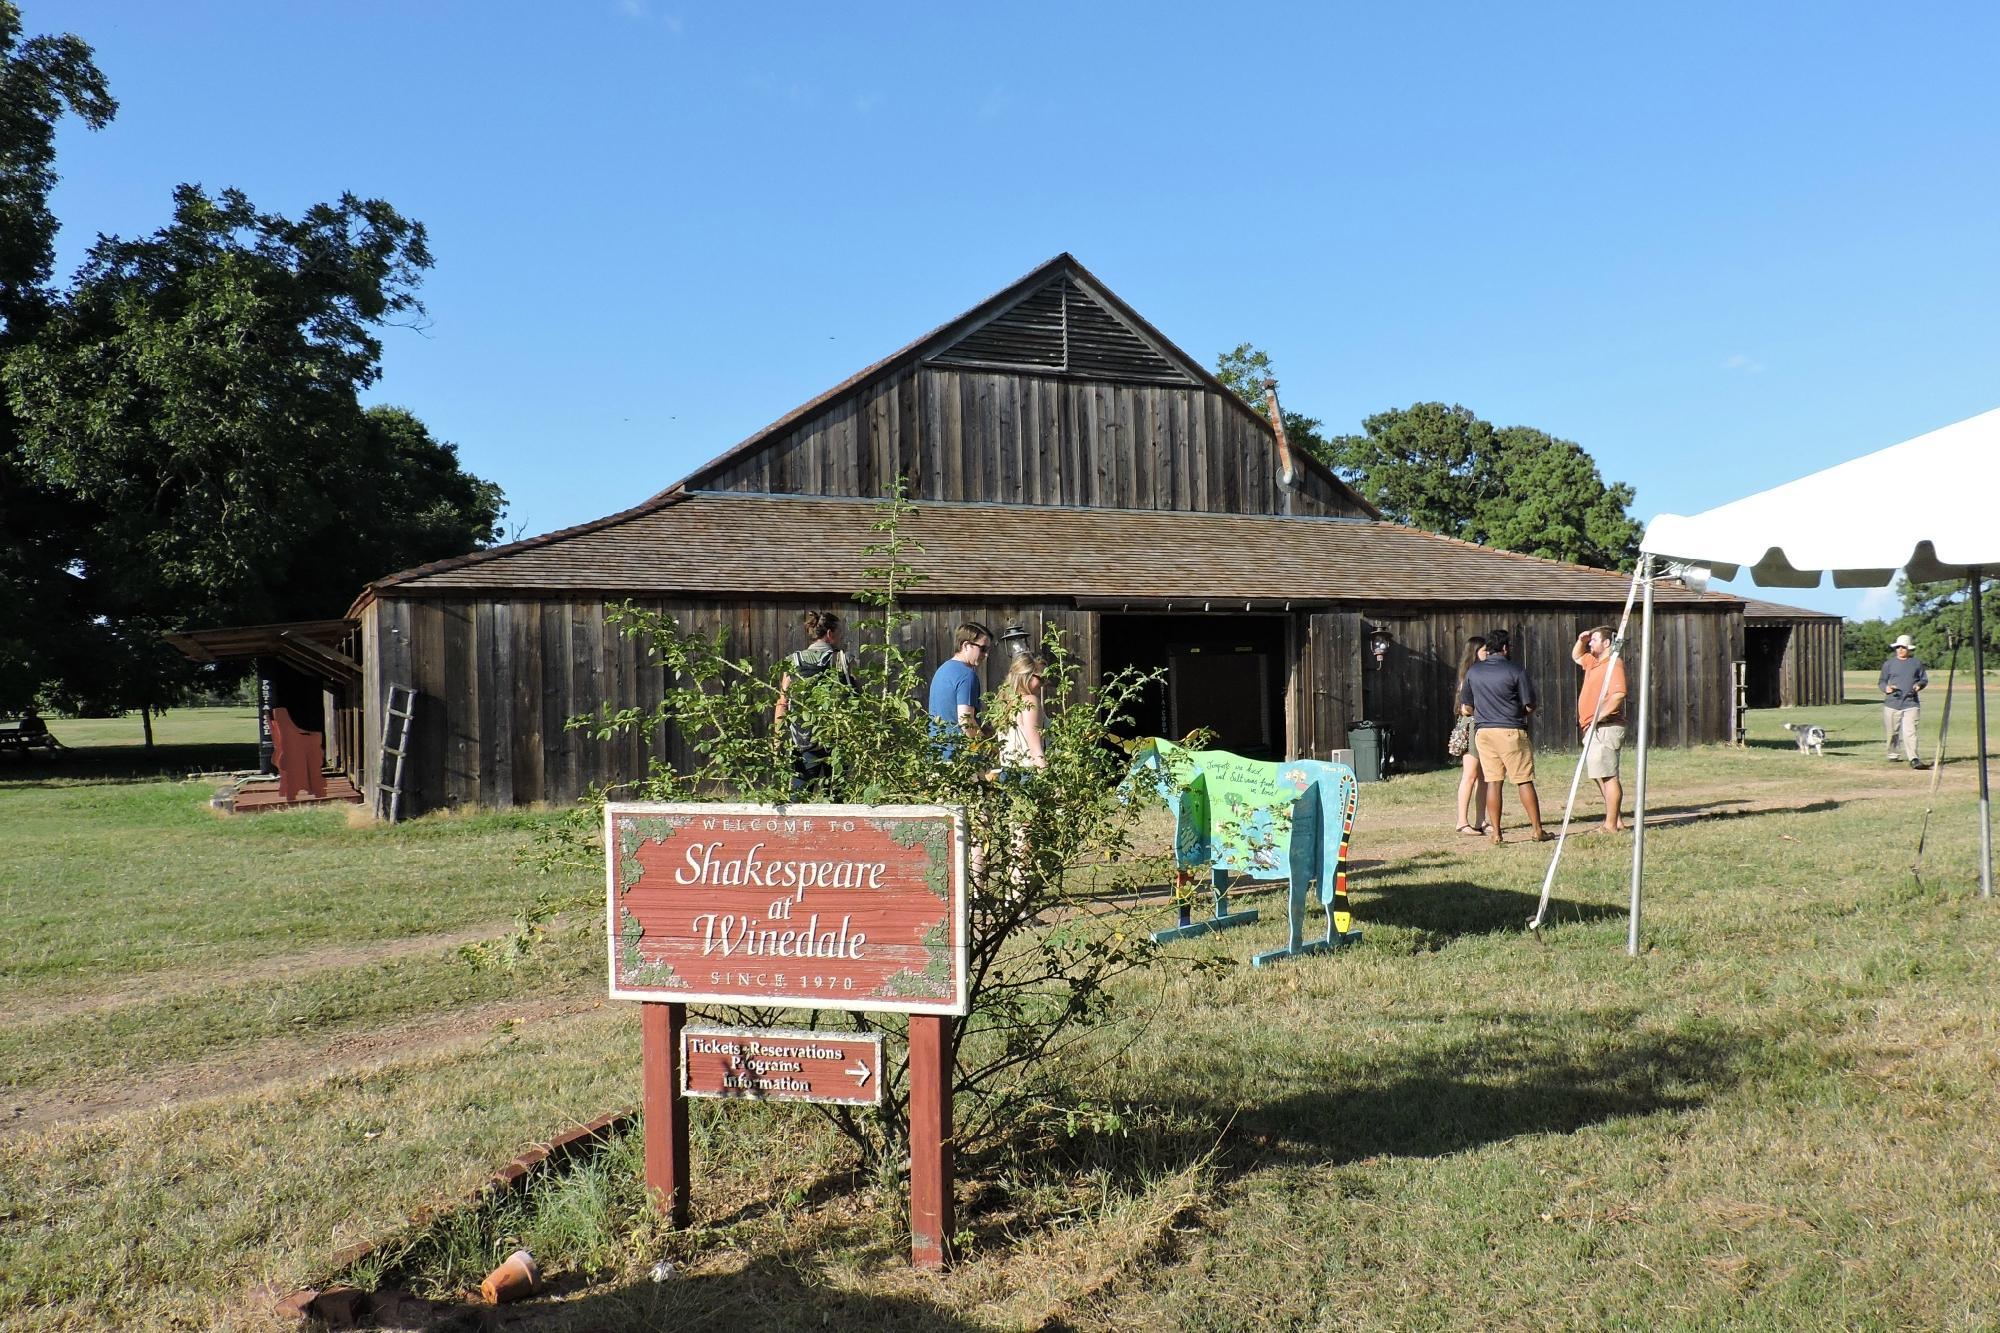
[996,651,1050,773]
[1451,636,1489,835]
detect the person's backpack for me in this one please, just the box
[785,644,852,756]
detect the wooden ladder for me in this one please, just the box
[379,684,417,822]
[1731,660,1749,746]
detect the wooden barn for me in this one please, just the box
[1741,598,1845,708]
[347,255,1746,816]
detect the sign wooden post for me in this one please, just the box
[607,803,968,1267]
[907,1013,955,1267]
[639,1001,689,1226]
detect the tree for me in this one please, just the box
[1893,576,2000,670]
[0,1,114,334]
[1213,342,1333,463]
[1475,426,1644,569]
[1842,619,1895,672]
[1214,345,1643,571]
[0,1,115,712]
[1323,401,1501,538]
[4,183,504,723]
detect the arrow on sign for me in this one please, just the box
[847,1060,871,1087]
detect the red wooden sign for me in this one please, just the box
[681,1026,883,1106]
[605,803,969,1016]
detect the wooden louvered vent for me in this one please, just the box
[928,277,1193,385]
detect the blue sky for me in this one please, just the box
[41,2,2000,619]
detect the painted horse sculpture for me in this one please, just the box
[1129,739,1361,967]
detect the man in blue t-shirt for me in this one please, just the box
[928,621,993,756]
[1457,628,1547,843]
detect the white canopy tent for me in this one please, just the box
[1620,408,1999,952]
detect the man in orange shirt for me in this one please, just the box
[1571,625,1628,833]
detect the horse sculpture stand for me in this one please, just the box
[1130,740,1362,966]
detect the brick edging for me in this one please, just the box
[274,1105,639,1324]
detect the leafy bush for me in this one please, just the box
[521,484,1210,1175]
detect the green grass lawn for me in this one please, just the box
[2,692,1997,1330]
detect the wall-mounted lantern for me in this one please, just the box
[1000,623,1033,661]
[1366,625,1393,670]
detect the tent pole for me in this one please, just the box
[1529,567,1645,932]
[1628,557,1656,956]
[1974,569,1991,900]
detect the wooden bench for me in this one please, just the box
[0,719,60,755]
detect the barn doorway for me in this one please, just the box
[1098,614,1289,758]
[1744,625,1791,708]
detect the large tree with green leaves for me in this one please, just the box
[1891,576,2000,669]
[1214,345,1643,570]
[1842,618,1895,671]
[0,1,115,710]
[3,182,504,717]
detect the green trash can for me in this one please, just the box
[1347,721,1394,783]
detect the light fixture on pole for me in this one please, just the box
[1366,625,1393,670]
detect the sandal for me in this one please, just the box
[1456,823,1483,836]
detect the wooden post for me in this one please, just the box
[641,1001,690,1227]
[907,1014,955,1267]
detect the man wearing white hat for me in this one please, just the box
[1878,634,1929,769]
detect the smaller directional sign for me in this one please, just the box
[681,1026,884,1107]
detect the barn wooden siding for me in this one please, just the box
[1745,612,1843,708]
[368,594,1094,814]
[694,367,1368,520]
[1356,605,1745,763]
[363,593,1732,813]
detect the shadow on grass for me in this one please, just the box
[1224,1014,1749,1170]
[1642,798,1839,827]
[341,1243,991,1332]
[1033,1010,1762,1200]
[1744,736,1871,754]
[1360,881,1622,938]
[0,741,258,787]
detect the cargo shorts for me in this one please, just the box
[1584,723,1625,780]
[1475,727,1535,784]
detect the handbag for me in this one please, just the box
[1446,714,1473,758]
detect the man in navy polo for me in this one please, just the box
[1458,628,1547,844]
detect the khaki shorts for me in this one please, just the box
[1475,727,1535,784]
[1585,724,1625,780]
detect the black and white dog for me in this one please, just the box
[1783,722,1827,756]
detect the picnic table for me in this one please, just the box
[0,717,60,755]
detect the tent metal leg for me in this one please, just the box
[1628,560,1656,957]
[1974,570,1991,900]
[1530,567,1645,933]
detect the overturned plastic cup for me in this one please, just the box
[480,1248,540,1304]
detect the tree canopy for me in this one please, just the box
[1892,576,2000,667]
[0,1,116,711]
[0,3,503,717]
[1214,344,1644,571]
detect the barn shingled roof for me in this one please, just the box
[372,491,1733,607]
[1741,598,1843,621]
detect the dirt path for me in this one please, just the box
[9,918,529,1023]
[3,991,599,1141]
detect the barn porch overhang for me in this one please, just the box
[163,619,362,687]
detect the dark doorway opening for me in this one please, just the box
[1099,614,1289,758]
[1745,626,1790,708]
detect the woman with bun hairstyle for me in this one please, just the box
[774,610,855,793]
